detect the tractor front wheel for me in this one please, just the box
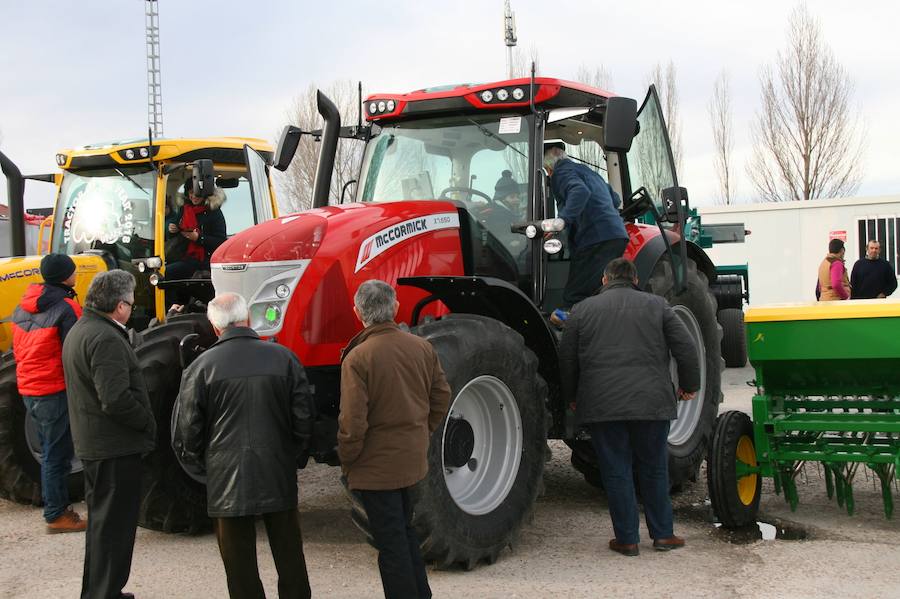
[133,314,214,533]
[347,314,548,569]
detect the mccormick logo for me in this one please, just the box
[221,264,248,272]
[0,268,41,283]
[355,212,460,272]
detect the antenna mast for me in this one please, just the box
[145,0,163,137]
[503,0,517,78]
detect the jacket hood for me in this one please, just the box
[19,283,76,314]
[174,186,227,211]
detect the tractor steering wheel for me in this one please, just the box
[438,186,494,205]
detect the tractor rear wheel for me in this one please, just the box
[569,257,723,489]
[708,410,761,527]
[718,308,747,368]
[133,314,213,533]
[347,314,548,569]
[0,351,84,505]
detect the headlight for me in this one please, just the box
[481,90,494,103]
[496,88,509,101]
[512,87,525,100]
[275,283,290,298]
[264,304,282,327]
[540,218,566,232]
[543,238,563,254]
[137,262,146,273]
[525,224,538,239]
[369,102,377,114]
[139,147,150,158]
[386,100,396,111]
[145,256,162,269]
[124,149,135,160]
[149,273,160,286]
[377,101,386,112]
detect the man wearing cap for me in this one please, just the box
[544,141,628,326]
[11,253,86,533]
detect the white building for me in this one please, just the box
[700,195,900,306]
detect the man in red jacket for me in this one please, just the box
[12,253,85,533]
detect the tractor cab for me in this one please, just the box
[46,138,277,328]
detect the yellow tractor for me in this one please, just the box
[0,138,279,509]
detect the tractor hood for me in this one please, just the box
[213,201,462,268]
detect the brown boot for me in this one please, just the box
[652,536,685,551]
[609,538,639,557]
[47,508,87,534]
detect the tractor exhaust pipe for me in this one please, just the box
[312,90,341,209]
[0,149,26,256]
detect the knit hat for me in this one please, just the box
[493,170,520,201]
[40,253,76,284]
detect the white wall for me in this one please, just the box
[700,196,900,306]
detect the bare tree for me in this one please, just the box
[575,64,613,91]
[709,71,735,204]
[748,3,865,202]
[646,61,683,173]
[275,80,366,213]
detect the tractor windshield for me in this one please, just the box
[358,114,531,210]
[52,166,156,261]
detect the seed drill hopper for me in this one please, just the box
[709,301,900,526]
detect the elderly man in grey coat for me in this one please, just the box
[559,258,700,557]
[62,270,156,599]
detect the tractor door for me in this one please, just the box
[626,85,678,210]
[243,145,276,224]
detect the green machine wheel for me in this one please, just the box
[708,410,761,528]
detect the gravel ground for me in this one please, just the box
[2,366,898,598]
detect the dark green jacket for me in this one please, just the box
[62,308,156,460]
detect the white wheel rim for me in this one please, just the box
[441,375,523,516]
[668,305,708,447]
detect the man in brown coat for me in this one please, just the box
[339,279,451,599]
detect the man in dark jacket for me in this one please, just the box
[850,239,897,299]
[339,280,451,599]
[172,292,315,599]
[12,253,85,533]
[544,141,628,325]
[558,258,700,557]
[62,269,156,599]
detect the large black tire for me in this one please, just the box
[569,257,723,489]
[708,410,761,528]
[718,308,747,368]
[347,314,548,569]
[133,314,214,533]
[0,351,84,505]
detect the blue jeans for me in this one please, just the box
[588,420,673,545]
[22,392,74,522]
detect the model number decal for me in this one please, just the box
[355,212,459,272]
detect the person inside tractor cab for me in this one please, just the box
[164,180,227,306]
[475,170,528,261]
[543,141,628,327]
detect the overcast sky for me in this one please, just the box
[1,0,898,208]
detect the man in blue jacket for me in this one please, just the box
[544,141,628,326]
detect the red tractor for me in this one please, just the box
[138,77,722,567]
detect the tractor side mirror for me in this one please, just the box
[192,159,215,198]
[603,96,638,152]
[274,125,303,172]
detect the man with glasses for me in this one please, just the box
[63,270,156,599]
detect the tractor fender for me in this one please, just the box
[631,233,717,290]
[397,275,559,386]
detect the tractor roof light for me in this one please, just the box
[369,102,378,114]
[481,90,494,103]
[525,224,538,239]
[512,87,525,100]
[540,218,566,232]
[139,147,150,158]
[124,149,135,160]
[377,100,386,112]
[496,88,509,101]
[55,154,67,166]
[386,100,396,111]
